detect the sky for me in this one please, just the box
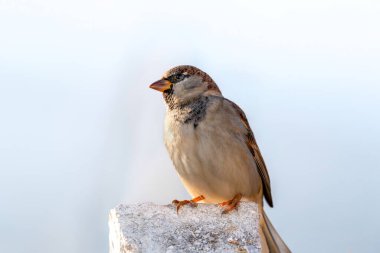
[0,0,379,252]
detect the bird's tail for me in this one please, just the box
[260,210,291,253]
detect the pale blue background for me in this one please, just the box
[0,0,379,252]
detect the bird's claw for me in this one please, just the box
[172,200,196,213]
[172,195,205,213]
[218,193,242,214]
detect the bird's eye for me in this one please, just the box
[170,73,185,83]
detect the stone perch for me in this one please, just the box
[109,202,261,253]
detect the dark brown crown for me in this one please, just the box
[163,65,221,94]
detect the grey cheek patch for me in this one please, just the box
[184,76,203,90]
[184,83,199,90]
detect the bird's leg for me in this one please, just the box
[172,195,205,213]
[218,200,231,207]
[219,193,242,214]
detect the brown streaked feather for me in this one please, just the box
[226,99,273,207]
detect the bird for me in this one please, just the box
[149,65,291,253]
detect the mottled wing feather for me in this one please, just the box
[226,99,273,207]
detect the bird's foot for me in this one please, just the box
[172,195,205,213]
[218,193,242,214]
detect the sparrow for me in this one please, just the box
[149,65,291,253]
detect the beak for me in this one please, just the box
[149,79,172,92]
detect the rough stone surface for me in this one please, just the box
[109,202,261,253]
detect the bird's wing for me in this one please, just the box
[224,98,273,207]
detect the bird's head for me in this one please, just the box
[149,65,222,105]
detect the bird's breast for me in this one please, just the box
[164,105,261,203]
